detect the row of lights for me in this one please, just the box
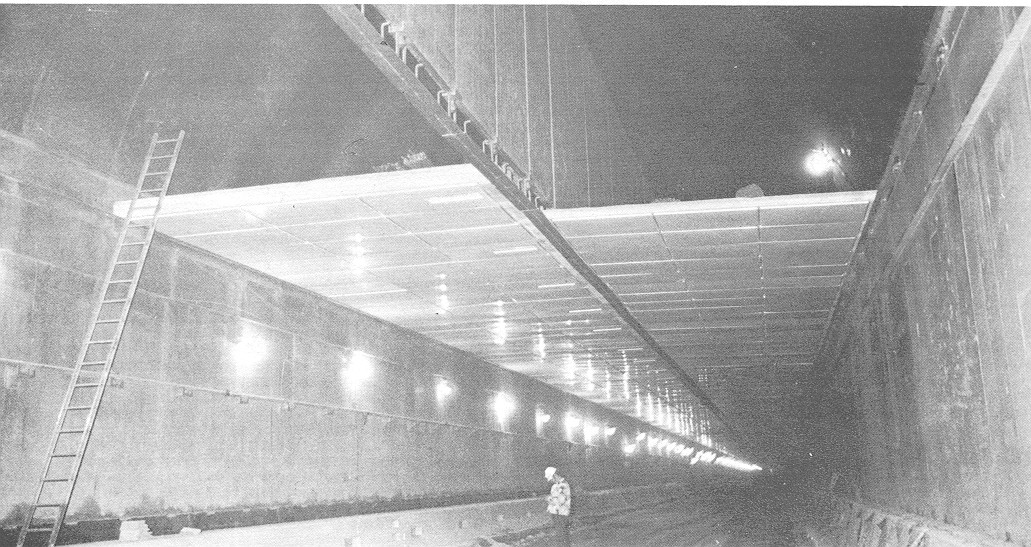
[232,329,756,470]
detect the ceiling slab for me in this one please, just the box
[545,190,876,450]
[115,164,710,437]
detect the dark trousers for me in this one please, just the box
[551,513,571,547]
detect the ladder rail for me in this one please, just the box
[19,131,184,547]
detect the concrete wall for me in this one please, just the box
[0,131,718,537]
[807,7,1031,544]
[375,4,650,208]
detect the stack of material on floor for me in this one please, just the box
[118,519,153,541]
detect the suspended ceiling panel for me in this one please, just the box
[544,191,876,374]
[113,164,689,421]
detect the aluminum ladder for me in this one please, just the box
[18,131,185,547]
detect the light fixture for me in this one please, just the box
[623,443,637,455]
[493,392,516,423]
[583,422,600,444]
[804,146,838,176]
[435,379,453,402]
[604,426,617,437]
[231,329,267,376]
[343,350,375,388]
[636,432,646,442]
[426,192,483,204]
[492,245,537,255]
[537,282,575,289]
[568,308,602,314]
[565,412,581,438]
[536,411,551,425]
[492,318,507,346]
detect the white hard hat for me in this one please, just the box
[544,467,556,480]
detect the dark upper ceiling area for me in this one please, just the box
[574,5,935,201]
[1,5,933,203]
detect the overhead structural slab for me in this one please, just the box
[113,164,705,435]
[545,191,876,454]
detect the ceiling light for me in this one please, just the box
[537,411,551,425]
[537,282,576,289]
[426,192,484,204]
[351,234,364,243]
[593,327,621,332]
[334,288,407,297]
[492,245,537,255]
[568,308,602,314]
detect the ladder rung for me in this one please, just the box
[105,280,133,285]
[51,453,79,458]
[102,298,128,303]
[28,526,56,532]
[149,154,176,159]
[64,405,93,411]
[94,319,121,324]
[88,339,116,344]
[113,261,139,266]
[139,189,164,194]
[33,503,64,508]
[154,138,181,144]
[121,242,146,247]
[60,428,86,434]
[145,170,171,176]
[80,361,107,366]
[72,383,101,389]
[42,477,70,483]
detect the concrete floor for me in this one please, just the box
[519,484,800,547]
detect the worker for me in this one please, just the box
[544,466,572,546]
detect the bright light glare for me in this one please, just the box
[493,392,516,423]
[583,422,600,443]
[623,443,637,455]
[714,456,763,472]
[565,413,581,438]
[231,330,267,375]
[804,147,837,176]
[435,379,453,402]
[492,318,507,346]
[605,426,617,437]
[343,350,375,387]
[537,411,551,425]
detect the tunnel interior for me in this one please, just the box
[1,5,1030,547]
